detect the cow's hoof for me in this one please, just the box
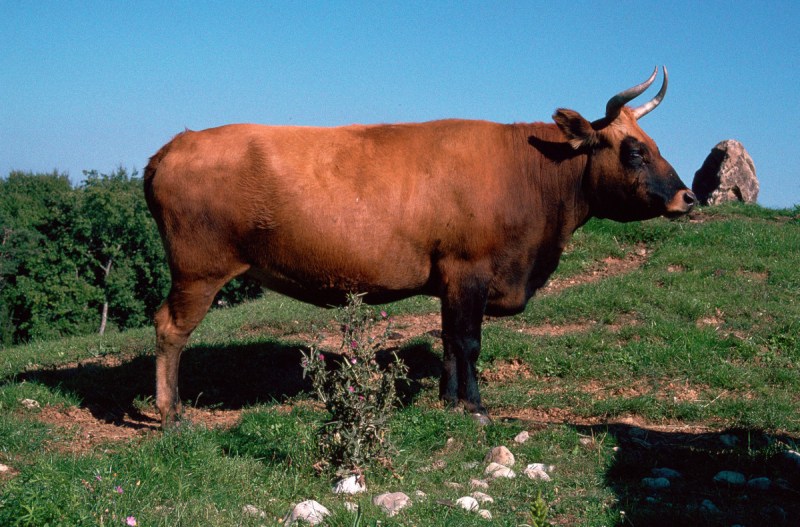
[471,412,492,426]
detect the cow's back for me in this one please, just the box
[145,121,523,302]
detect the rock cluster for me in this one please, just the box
[278,434,551,523]
[639,465,789,520]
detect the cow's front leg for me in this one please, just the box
[439,276,490,424]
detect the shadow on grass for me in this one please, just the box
[571,423,800,526]
[12,338,440,426]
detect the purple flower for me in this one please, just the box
[318,353,325,361]
[115,485,123,494]
[350,358,357,364]
[126,517,138,526]
[95,475,103,482]
[350,340,358,349]
[348,386,355,393]
[380,310,388,318]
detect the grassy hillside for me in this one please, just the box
[1,203,798,526]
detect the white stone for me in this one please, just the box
[641,477,670,489]
[783,450,800,469]
[514,431,530,444]
[243,504,267,518]
[0,464,10,473]
[761,505,787,521]
[372,492,411,517]
[478,509,493,520]
[484,462,515,479]
[523,463,554,481]
[629,427,647,438]
[456,496,480,512]
[19,398,40,409]
[485,446,515,467]
[343,502,359,512]
[713,470,746,486]
[700,499,720,514]
[332,474,366,494]
[526,463,554,474]
[471,491,494,504]
[414,490,427,500]
[524,468,550,481]
[284,500,330,526]
[470,478,489,489]
[651,467,681,479]
[747,477,771,490]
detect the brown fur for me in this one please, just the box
[145,103,695,426]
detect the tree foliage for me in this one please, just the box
[0,169,261,345]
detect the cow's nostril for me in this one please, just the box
[683,190,697,206]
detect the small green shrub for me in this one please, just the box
[301,293,409,475]
[528,489,553,527]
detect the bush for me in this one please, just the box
[301,293,408,475]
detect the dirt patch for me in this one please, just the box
[38,405,157,452]
[36,404,243,453]
[481,359,533,382]
[737,269,769,282]
[541,243,648,295]
[510,313,639,338]
[514,321,596,337]
[496,405,723,436]
[697,308,725,329]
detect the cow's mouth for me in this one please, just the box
[664,189,698,217]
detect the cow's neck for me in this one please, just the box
[514,121,592,234]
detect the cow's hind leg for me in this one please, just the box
[154,278,227,427]
[439,274,490,424]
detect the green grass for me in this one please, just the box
[1,202,798,526]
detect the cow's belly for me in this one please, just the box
[241,231,435,307]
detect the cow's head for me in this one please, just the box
[554,67,696,221]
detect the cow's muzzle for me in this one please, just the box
[665,189,698,216]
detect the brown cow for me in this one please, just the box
[145,67,696,427]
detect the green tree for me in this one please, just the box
[78,168,169,334]
[0,172,98,341]
[0,168,260,345]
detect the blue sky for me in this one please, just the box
[2,1,798,208]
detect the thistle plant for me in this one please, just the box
[301,293,409,474]
[528,490,552,527]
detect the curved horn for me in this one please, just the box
[605,66,658,119]
[632,66,668,120]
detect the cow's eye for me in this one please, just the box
[620,136,647,169]
[627,148,645,168]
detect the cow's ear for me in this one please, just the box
[553,109,598,150]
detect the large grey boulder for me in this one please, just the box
[692,140,758,205]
